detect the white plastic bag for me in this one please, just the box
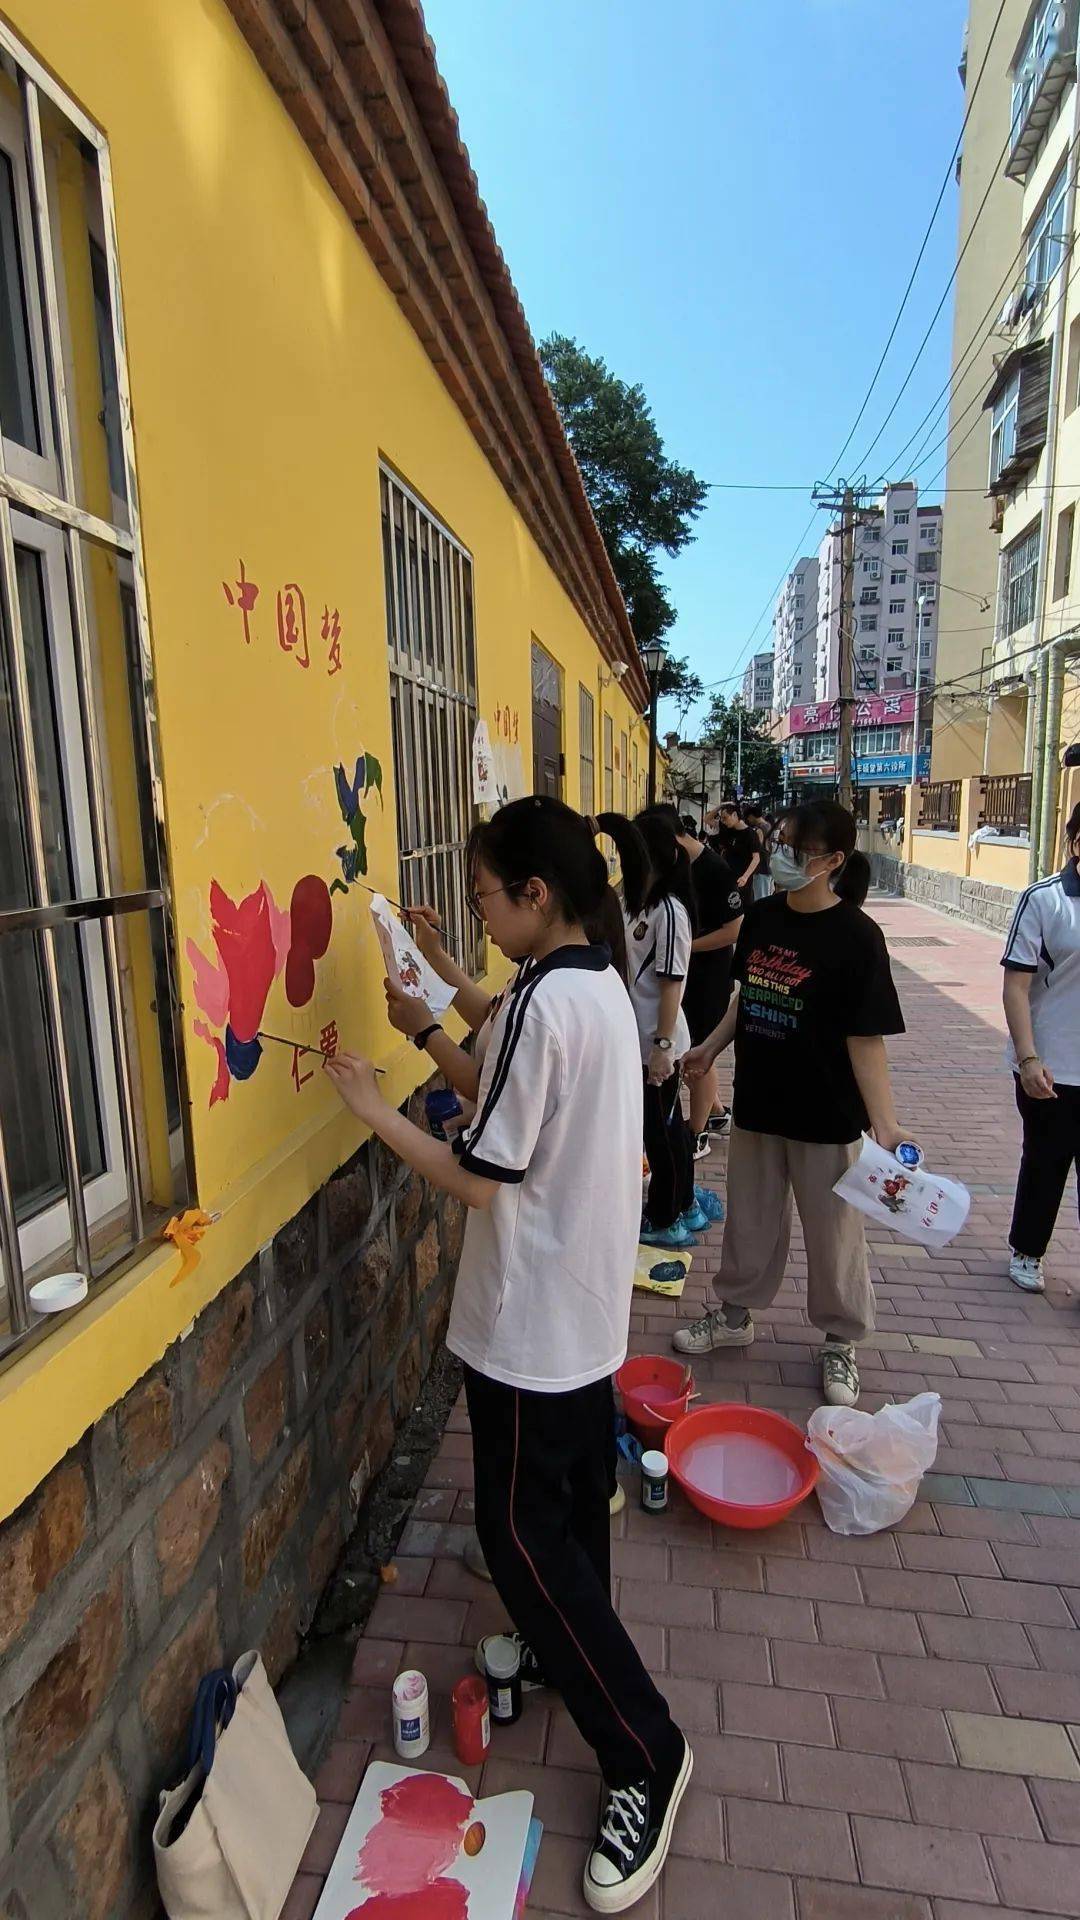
[806,1392,942,1535]
[833,1136,970,1248]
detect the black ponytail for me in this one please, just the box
[595,811,652,918]
[786,799,870,907]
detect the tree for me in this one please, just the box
[657,652,704,730]
[539,332,708,650]
[700,693,784,801]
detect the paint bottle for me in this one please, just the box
[895,1140,924,1171]
[425,1087,463,1140]
[451,1673,491,1766]
[392,1669,430,1759]
[482,1635,522,1727]
[640,1449,669,1512]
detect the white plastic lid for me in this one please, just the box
[28,1272,89,1314]
[482,1634,520,1680]
[641,1449,669,1476]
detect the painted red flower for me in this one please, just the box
[210,880,278,1045]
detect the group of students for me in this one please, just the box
[326,787,910,1913]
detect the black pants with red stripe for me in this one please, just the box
[464,1365,681,1787]
[642,1066,696,1229]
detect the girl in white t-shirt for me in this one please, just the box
[327,797,690,1915]
[600,811,698,1251]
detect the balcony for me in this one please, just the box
[1007,2,1078,181]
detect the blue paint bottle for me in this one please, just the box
[425,1088,463,1140]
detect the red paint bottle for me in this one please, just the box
[451,1673,491,1766]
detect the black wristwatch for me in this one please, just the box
[652,1035,673,1052]
[413,1024,442,1051]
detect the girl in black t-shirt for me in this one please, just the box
[671,802,908,1408]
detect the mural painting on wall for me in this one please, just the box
[222,559,343,677]
[189,564,387,1109]
[331,752,383,896]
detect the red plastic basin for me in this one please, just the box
[615,1355,694,1443]
[664,1403,819,1529]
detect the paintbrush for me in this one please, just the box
[356,880,462,947]
[257,1030,385,1071]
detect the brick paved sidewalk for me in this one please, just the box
[287,894,1080,1919]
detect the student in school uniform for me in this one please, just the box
[599,812,699,1250]
[327,797,691,1915]
[671,800,908,1409]
[1001,801,1080,1292]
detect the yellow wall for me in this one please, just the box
[969,838,1031,891]
[0,0,647,1518]
[911,831,966,877]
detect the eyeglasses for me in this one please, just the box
[465,880,526,922]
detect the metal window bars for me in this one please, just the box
[578,684,595,816]
[380,466,483,976]
[0,28,191,1345]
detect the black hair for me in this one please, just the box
[586,887,629,987]
[632,810,698,930]
[593,811,652,919]
[1066,802,1080,850]
[467,794,614,936]
[680,814,699,836]
[719,799,742,816]
[638,801,687,836]
[786,799,870,907]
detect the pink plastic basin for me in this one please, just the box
[664,1403,819,1529]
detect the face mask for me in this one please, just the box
[770,845,814,891]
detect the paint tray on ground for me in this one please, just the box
[664,1403,819,1529]
[310,1760,535,1918]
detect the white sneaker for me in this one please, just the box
[672,1308,754,1355]
[821,1342,860,1407]
[609,1483,627,1516]
[1009,1251,1045,1292]
[692,1132,712,1161]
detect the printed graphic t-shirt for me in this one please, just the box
[685,846,743,1031]
[731,895,905,1143]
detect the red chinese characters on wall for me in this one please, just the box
[494,705,519,743]
[222,560,343,676]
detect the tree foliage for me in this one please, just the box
[657,652,704,729]
[539,332,708,650]
[700,694,784,800]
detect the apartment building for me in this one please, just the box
[812,483,942,703]
[742,647,775,711]
[772,556,819,711]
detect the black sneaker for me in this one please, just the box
[583,1733,693,1913]
[474,1629,548,1691]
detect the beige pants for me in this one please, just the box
[715,1127,874,1345]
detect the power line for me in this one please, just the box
[818,0,1010,485]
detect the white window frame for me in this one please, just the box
[893,509,910,525]
[889,599,905,615]
[1025,160,1069,298]
[990,371,1020,485]
[888,629,904,646]
[1000,518,1041,637]
[892,539,908,555]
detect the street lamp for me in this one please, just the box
[640,641,667,806]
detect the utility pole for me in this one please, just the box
[735,702,743,796]
[812,477,871,813]
[914,582,927,782]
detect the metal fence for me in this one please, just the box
[980,772,1033,837]
[920,780,963,832]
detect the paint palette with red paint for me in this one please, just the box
[309,1761,534,1920]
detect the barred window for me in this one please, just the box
[1000,519,1040,639]
[380,467,482,975]
[0,30,189,1352]
[620,730,628,813]
[578,684,595,814]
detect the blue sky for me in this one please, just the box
[422,0,970,730]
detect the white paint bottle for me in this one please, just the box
[392,1669,430,1759]
[640,1449,669,1512]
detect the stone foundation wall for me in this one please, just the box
[0,1089,463,1920]
[871,852,1021,937]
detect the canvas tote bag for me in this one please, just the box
[153,1651,317,1920]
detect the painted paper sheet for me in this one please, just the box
[368,895,456,1016]
[472,720,499,805]
[492,742,527,805]
[310,1761,535,1920]
[633,1243,691,1298]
